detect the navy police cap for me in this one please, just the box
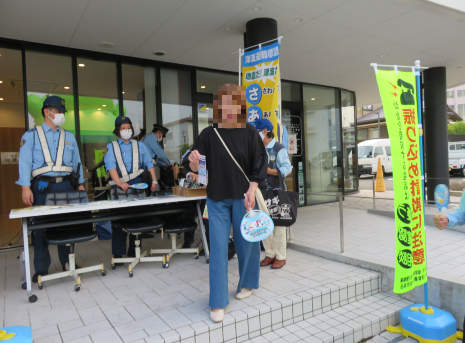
[255,118,273,131]
[115,115,132,126]
[152,124,169,137]
[42,96,67,113]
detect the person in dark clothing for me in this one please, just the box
[184,84,267,323]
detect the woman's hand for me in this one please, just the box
[188,150,201,164]
[117,182,130,192]
[244,182,258,211]
[433,214,449,230]
[150,182,157,193]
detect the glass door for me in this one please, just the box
[282,109,305,205]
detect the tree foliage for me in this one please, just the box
[448,121,465,135]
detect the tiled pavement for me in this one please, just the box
[0,233,405,343]
[291,200,465,281]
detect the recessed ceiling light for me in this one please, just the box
[153,52,165,56]
[103,104,106,107]
[253,6,261,10]
[99,41,114,48]
[201,86,206,89]
[78,64,85,67]
[122,91,125,94]
[378,54,388,58]
[294,18,303,23]
[0,98,3,101]
[311,98,315,101]
[206,107,210,109]
[225,27,232,31]
[98,108,101,110]
[64,86,70,89]
[0,81,2,83]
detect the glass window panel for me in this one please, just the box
[197,101,213,135]
[374,147,384,157]
[0,47,26,248]
[341,90,357,192]
[281,81,301,102]
[77,58,118,171]
[122,64,157,140]
[304,84,341,205]
[196,69,237,94]
[459,104,465,116]
[26,51,75,131]
[385,146,391,156]
[450,144,456,150]
[161,68,193,164]
[358,128,368,140]
[369,127,379,139]
[447,90,454,98]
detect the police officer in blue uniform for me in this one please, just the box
[17,96,85,282]
[142,124,173,168]
[104,116,157,263]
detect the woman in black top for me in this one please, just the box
[186,84,267,322]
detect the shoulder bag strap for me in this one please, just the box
[213,128,269,214]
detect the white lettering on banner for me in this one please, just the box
[245,55,251,64]
[261,50,268,59]
[255,52,261,61]
[248,109,260,122]
[263,111,271,119]
[249,87,259,101]
[250,54,256,62]
[267,48,274,58]
[273,47,279,56]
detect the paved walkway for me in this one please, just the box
[291,200,465,281]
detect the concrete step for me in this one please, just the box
[160,272,412,343]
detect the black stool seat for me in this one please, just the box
[112,217,165,233]
[163,220,197,234]
[45,224,97,245]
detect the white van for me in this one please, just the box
[449,141,465,176]
[358,139,392,176]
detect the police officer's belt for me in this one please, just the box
[34,175,71,183]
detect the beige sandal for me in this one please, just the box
[210,308,224,322]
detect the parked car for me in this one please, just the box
[358,139,392,176]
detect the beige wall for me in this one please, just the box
[0,102,25,128]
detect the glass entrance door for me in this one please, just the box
[282,109,305,205]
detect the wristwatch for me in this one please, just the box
[152,180,158,184]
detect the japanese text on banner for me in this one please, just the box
[375,70,427,294]
[242,40,281,137]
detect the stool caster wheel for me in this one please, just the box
[206,258,210,264]
[29,295,37,303]
[38,283,43,290]
[194,254,199,259]
[162,262,169,268]
[74,284,81,292]
[111,264,115,270]
[101,270,107,276]
[22,282,27,290]
[129,271,134,278]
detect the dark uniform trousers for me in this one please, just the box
[111,176,143,256]
[184,199,209,248]
[31,178,72,272]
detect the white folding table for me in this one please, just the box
[9,195,208,303]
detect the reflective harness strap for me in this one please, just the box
[31,126,73,177]
[108,140,143,186]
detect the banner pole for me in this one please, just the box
[415,59,429,311]
[238,49,242,87]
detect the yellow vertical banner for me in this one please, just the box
[375,69,427,293]
[242,40,281,137]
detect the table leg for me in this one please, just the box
[196,201,210,263]
[22,218,37,303]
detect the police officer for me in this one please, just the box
[142,124,173,168]
[255,119,293,270]
[17,96,85,282]
[104,116,157,264]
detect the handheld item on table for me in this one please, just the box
[434,184,450,214]
[129,183,148,189]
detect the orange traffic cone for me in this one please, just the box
[375,157,386,192]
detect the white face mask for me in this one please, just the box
[259,131,265,140]
[48,112,65,126]
[157,134,163,142]
[120,129,133,140]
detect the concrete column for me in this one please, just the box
[423,67,449,202]
[244,18,277,49]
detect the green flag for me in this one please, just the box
[375,69,427,294]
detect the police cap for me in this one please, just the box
[152,124,169,137]
[115,115,132,126]
[42,96,67,113]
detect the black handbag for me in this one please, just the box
[161,165,175,187]
[261,173,299,226]
[228,236,236,260]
